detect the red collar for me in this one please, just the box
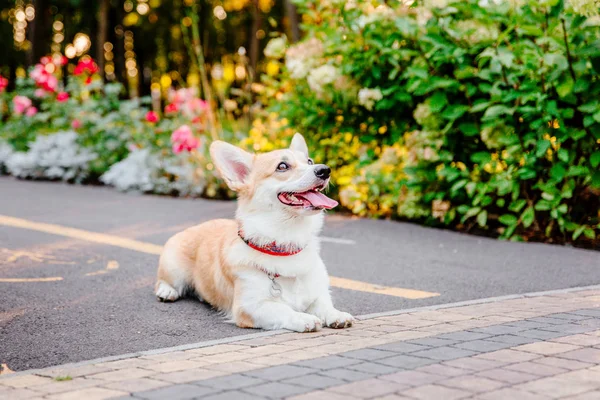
[238,230,303,257]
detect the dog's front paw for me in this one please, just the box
[324,310,355,329]
[288,313,323,333]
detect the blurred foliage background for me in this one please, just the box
[0,0,297,98]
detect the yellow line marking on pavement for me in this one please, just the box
[329,277,439,299]
[85,270,109,276]
[86,260,119,277]
[106,260,119,270]
[0,215,163,254]
[0,277,63,282]
[0,363,15,375]
[0,214,440,299]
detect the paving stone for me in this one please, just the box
[152,368,226,384]
[517,329,567,340]
[287,390,355,400]
[469,325,527,335]
[475,368,539,384]
[194,374,265,390]
[30,378,105,395]
[327,378,409,398]
[437,331,492,342]
[242,381,312,399]
[545,324,595,334]
[547,313,593,321]
[564,392,600,400]
[338,348,395,361]
[528,316,576,325]
[514,377,598,398]
[135,384,217,400]
[438,374,505,392]
[378,370,445,386]
[291,355,359,370]
[0,374,53,388]
[532,357,593,371]
[514,341,581,355]
[552,334,600,346]
[45,387,129,400]
[485,334,537,345]
[0,387,43,400]
[403,383,471,400]
[406,338,460,347]
[505,361,568,376]
[443,356,507,371]
[410,346,479,361]
[475,349,540,363]
[506,321,551,330]
[373,342,430,353]
[476,387,551,400]
[101,378,169,393]
[346,361,399,375]
[375,354,438,369]
[281,373,345,389]
[416,364,468,377]
[559,369,600,386]
[244,365,314,381]
[453,340,513,352]
[202,391,267,400]
[571,309,600,318]
[557,348,600,364]
[318,368,375,382]
[92,368,154,382]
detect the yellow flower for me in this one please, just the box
[266,60,279,76]
[378,126,388,134]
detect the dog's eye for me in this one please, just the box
[276,162,290,172]
[308,158,314,165]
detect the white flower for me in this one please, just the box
[307,65,339,93]
[568,0,599,16]
[285,38,324,79]
[4,131,96,182]
[357,88,383,111]
[286,58,311,79]
[264,37,287,58]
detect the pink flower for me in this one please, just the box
[145,111,159,123]
[71,119,82,129]
[13,96,32,115]
[74,59,99,76]
[0,75,8,93]
[34,89,47,98]
[30,63,58,92]
[171,125,200,154]
[57,92,69,102]
[40,56,52,65]
[164,103,178,114]
[25,107,38,117]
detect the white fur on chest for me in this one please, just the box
[228,241,329,313]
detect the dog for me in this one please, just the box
[155,133,354,332]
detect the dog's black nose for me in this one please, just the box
[314,165,331,180]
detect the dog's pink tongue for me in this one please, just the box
[298,191,339,209]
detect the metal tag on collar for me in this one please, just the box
[267,272,282,298]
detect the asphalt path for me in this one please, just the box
[1,177,598,371]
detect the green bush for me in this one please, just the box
[259,0,600,246]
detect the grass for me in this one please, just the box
[54,376,72,382]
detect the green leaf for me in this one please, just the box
[442,105,469,121]
[592,171,600,189]
[584,229,596,240]
[573,225,586,240]
[518,168,536,180]
[509,199,526,212]
[557,149,569,163]
[578,101,599,114]
[499,214,518,226]
[591,152,600,169]
[458,123,479,136]
[521,207,535,228]
[556,79,574,98]
[471,152,491,164]
[567,166,589,177]
[535,200,552,211]
[550,164,566,181]
[428,92,448,113]
[477,210,488,227]
[483,105,514,120]
[536,140,551,158]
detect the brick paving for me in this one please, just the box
[1,288,600,399]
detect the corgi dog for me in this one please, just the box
[155,133,354,332]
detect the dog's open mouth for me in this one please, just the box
[278,185,339,210]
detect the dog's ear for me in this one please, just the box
[210,141,254,191]
[290,133,309,158]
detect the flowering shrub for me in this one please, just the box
[257,0,600,246]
